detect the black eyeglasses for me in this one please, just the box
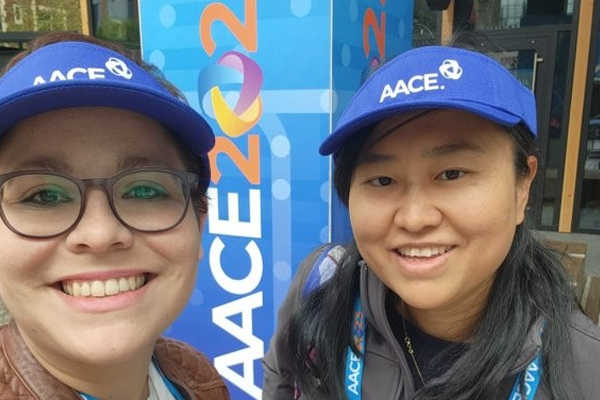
[0,168,199,238]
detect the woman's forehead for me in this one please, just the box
[364,109,510,155]
[0,107,186,172]
[370,109,441,140]
[3,107,174,144]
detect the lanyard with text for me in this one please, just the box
[344,295,543,400]
[344,295,366,400]
[508,347,543,400]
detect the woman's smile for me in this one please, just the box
[392,245,454,279]
[397,245,453,258]
[61,273,148,297]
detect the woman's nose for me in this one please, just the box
[393,188,443,232]
[64,188,133,253]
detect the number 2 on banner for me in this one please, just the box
[210,135,260,185]
[363,8,386,60]
[200,0,258,56]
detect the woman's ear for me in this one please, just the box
[516,155,538,225]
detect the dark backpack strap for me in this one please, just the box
[302,243,346,297]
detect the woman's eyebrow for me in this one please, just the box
[11,156,72,172]
[118,156,167,170]
[420,141,484,158]
[356,152,396,166]
[358,141,484,165]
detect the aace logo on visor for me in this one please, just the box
[32,56,133,86]
[379,58,462,103]
[105,57,133,79]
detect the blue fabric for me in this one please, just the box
[302,243,340,297]
[320,46,537,155]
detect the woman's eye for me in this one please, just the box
[369,177,393,187]
[438,169,465,181]
[23,188,73,206]
[122,185,168,200]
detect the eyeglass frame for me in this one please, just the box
[0,167,200,239]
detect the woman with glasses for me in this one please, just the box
[262,40,600,399]
[0,32,229,399]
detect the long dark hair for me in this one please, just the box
[285,121,577,399]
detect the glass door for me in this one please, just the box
[483,31,559,230]
[576,30,600,232]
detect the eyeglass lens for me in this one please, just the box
[0,170,190,237]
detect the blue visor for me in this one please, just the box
[0,41,214,190]
[320,46,537,155]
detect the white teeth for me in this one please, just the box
[399,246,450,258]
[81,282,91,296]
[118,277,129,292]
[91,281,104,297]
[62,274,147,298]
[105,279,119,296]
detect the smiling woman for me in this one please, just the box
[262,40,600,400]
[0,32,229,400]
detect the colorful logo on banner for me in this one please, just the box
[140,1,412,399]
[197,51,263,138]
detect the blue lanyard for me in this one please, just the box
[344,295,367,400]
[344,295,543,400]
[163,375,186,400]
[79,364,185,400]
[508,350,543,400]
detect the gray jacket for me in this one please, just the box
[262,246,600,399]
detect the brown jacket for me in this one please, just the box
[0,322,230,400]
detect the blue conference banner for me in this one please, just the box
[139,1,412,398]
